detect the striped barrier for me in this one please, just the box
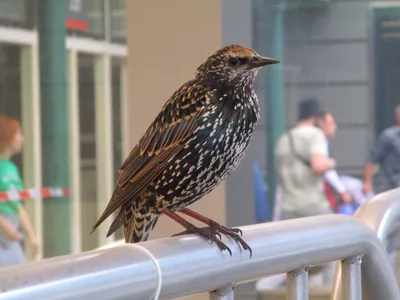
[0,188,69,202]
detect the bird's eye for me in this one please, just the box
[228,57,239,66]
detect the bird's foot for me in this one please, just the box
[204,223,252,257]
[175,208,252,257]
[210,223,252,257]
[172,225,232,256]
[172,224,232,256]
[172,227,221,240]
[173,223,252,257]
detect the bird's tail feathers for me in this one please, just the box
[106,209,124,238]
[124,213,159,243]
[91,185,123,235]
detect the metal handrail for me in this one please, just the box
[0,214,398,300]
[354,187,400,243]
[332,187,400,300]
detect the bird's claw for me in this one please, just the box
[172,224,251,257]
[208,223,252,257]
[172,225,232,255]
[231,227,243,236]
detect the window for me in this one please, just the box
[0,0,35,29]
[78,53,98,251]
[111,57,123,183]
[111,57,124,240]
[0,44,22,172]
[67,0,105,40]
[109,0,126,43]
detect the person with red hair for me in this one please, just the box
[0,116,38,266]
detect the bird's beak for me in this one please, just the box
[247,56,280,69]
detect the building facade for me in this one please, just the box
[0,0,397,279]
[0,0,128,258]
[223,0,400,230]
[127,3,399,298]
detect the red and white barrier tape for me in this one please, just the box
[0,188,69,202]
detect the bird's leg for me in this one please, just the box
[163,208,232,256]
[180,208,243,235]
[175,208,252,257]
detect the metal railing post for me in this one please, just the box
[286,267,308,300]
[209,283,235,300]
[341,256,362,300]
[332,188,400,300]
[0,215,397,300]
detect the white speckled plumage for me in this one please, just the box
[91,44,278,254]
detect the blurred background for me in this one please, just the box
[0,0,398,294]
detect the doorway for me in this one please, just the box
[372,5,400,135]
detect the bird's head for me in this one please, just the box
[195,44,279,86]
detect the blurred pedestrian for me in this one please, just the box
[276,99,336,220]
[363,105,400,271]
[275,98,337,288]
[363,105,400,194]
[315,111,352,211]
[0,116,38,267]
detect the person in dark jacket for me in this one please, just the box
[363,105,400,271]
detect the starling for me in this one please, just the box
[91,44,279,256]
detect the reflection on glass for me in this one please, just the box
[111,58,122,184]
[86,0,105,38]
[0,0,34,29]
[78,53,98,251]
[68,0,105,40]
[0,44,22,173]
[110,0,126,43]
[111,57,123,240]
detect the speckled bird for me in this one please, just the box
[91,44,279,256]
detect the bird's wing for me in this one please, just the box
[92,82,211,232]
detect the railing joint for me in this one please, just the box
[342,255,363,266]
[287,267,309,300]
[209,283,235,300]
[289,265,309,277]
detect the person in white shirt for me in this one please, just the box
[273,111,351,220]
[276,100,336,220]
[315,112,352,204]
[265,100,347,290]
